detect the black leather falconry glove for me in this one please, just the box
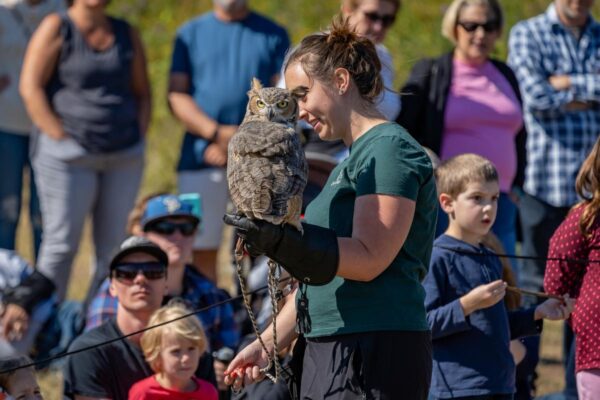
[223,214,339,286]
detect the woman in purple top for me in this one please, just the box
[397,0,525,265]
[18,0,150,307]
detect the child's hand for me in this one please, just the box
[534,295,575,321]
[460,280,507,317]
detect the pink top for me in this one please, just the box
[128,376,218,400]
[441,59,523,192]
[545,205,600,372]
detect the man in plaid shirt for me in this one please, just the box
[85,194,240,391]
[508,0,600,293]
[508,1,599,398]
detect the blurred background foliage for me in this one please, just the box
[103,0,598,198]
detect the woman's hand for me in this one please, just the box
[534,295,575,321]
[223,340,270,392]
[0,303,30,341]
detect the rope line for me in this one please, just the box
[0,247,593,376]
[0,276,292,375]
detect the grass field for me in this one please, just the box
[10,0,599,398]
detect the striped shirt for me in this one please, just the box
[508,4,600,207]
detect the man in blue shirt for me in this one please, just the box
[508,2,600,397]
[167,0,290,284]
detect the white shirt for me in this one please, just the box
[0,0,65,134]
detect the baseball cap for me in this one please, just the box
[109,236,169,272]
[141,194,201,231]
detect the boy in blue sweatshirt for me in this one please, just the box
[424,154,574,400]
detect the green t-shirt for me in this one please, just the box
[302,122,437,337]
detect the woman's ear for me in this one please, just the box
[333,67,351,95]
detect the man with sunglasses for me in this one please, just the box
[509,2,600,399]
[64,236,216,400]
[86,194,239,349]
[85,194,239,394]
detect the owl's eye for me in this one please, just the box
[277,100,289,109]
[256,100,266,109]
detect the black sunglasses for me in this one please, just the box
[362,11,396,28]
[457,20,500,33]
[112,262,167,282]
[147,220,198,236]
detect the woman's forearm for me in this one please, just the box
[21,86,64,139]
[137,94,151,137]
[258,288,299,353]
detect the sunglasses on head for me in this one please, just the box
[112,262,166,282]
[362,11,396,28]
[147,220,198,236]
[457,20,500,33]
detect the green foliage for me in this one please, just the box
[104,1,599,195]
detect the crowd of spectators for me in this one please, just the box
[0,0,599,399]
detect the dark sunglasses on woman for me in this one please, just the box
[112,262,167,283]
[457,20,500,33]
[147,220,198,236]
[362,11,396,28]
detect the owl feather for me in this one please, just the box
[227,78,308,232]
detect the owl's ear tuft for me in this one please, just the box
[291,85,308,100]
[252,77,263,91]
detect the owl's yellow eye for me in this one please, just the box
[256,100,266,109]
[277,100,289,109]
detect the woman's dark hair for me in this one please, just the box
[284,16,383,103]
[576,136,600,236]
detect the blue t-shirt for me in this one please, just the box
[424,234,541,398]
[170,11,290,170]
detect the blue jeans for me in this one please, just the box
[436,192,518,270]
[0,130,41,256]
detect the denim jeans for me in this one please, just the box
[0,130,42,256]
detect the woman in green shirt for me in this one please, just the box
[224,17,437,399]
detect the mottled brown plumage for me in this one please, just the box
[227,78,308,231]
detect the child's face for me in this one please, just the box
[158,332,201,382]
[442,180,499,244]
[6,369,43,400]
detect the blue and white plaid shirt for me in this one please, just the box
[508,4,600,207]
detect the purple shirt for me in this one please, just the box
[441,59,523,192]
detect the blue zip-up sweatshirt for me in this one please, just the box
[424,235,542,398]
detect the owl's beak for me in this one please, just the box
[267,108,275,120]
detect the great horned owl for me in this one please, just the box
[227,78,308,232]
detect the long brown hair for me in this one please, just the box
[575,137,600,236]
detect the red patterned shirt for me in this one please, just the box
[544,204,600,372]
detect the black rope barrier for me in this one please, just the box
[0,247,593,375]
[0,276,292,375]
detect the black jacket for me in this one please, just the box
[397,52,527,189]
